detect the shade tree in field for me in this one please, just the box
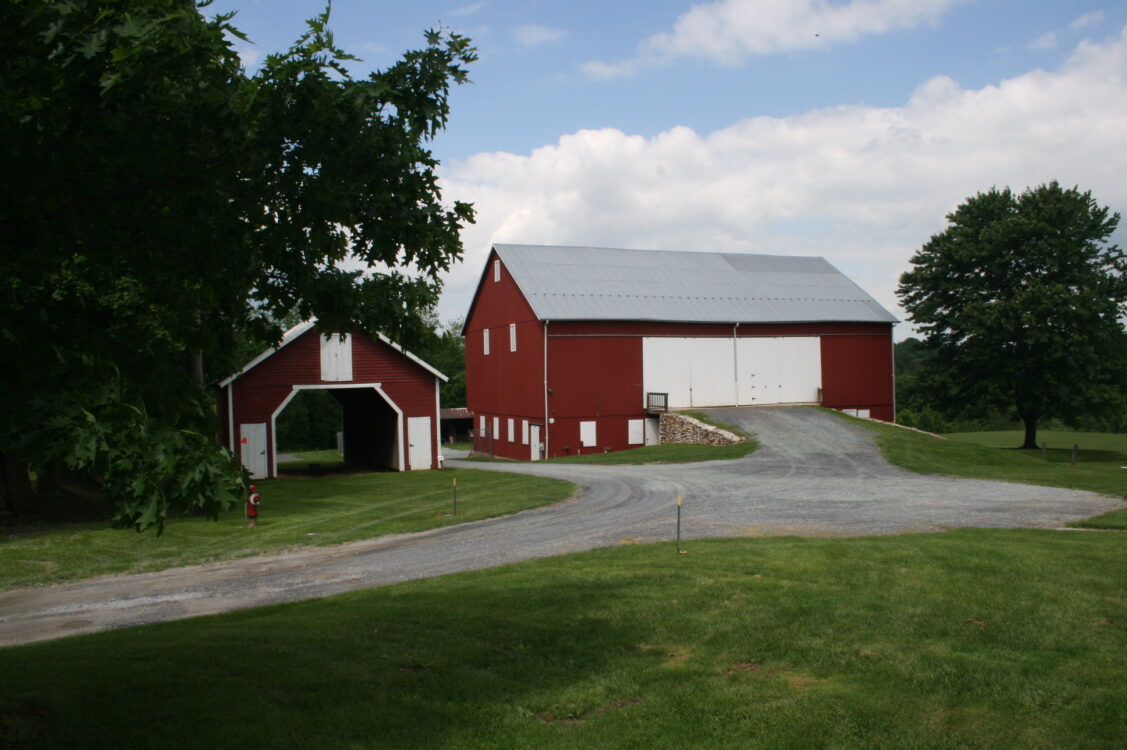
[897,182,1127,449]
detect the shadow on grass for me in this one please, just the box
[4,533,1127,748]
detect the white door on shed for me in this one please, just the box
[239,423,268,479]
[407,416,432,470]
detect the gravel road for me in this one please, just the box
[1,407,1118,646]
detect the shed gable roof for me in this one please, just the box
[217,320,447,387]
[491,243,898,325]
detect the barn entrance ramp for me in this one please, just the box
[694,405,898,478]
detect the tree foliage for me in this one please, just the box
[897,182,1127,448]
[0,1,476,529]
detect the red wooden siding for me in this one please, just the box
[820,334,894,421]
[464,251,546,460]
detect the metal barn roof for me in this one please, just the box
[492,244,898,324]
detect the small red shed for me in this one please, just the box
[464,244,898,461]
[217,320,446,478]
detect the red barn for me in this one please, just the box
[217,320,445,478]
[464,244,898,461]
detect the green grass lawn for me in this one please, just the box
[277,449,345,471]
[0,469,575,590]
[3,530,1125,749]
[840,414,1127,529]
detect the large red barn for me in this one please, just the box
[217,320,445,478]
[464,244,897,461]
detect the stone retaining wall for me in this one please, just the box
[659,412,743,446]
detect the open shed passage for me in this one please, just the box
[0,408,1119,646]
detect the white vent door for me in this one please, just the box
[320,334,353,382]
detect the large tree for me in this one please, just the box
[897,182,1127,448]
[0,1,475,529]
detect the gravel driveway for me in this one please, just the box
[1,407,1118,646]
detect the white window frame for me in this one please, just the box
[483,328,490,356]
[521,420,529,445]
[493,417,500,441]
[479,415,486,438]
[509,323,517,352]
[507,418,515,442]
[494,259,501,282]
[580,420,597,448]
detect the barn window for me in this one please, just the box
[479,415,486,438]
[320,333,352,382]
[628,419,644,445]
[521,420,529,445]
[507,418,515,442]
[494,259,501,282]
[580,420,597,447]
[509,323,517,352]
[483,328,490,356]
[493,417,500,440]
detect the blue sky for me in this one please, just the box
[206,1,1127,334]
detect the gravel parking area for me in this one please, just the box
[1,407,1118,646]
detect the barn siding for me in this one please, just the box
[464,250,548,459]
[820,334,894,421]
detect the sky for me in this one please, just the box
[206,0,1127,338]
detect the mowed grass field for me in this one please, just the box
[843,416,1127,529]
[0,468,575,590]
[2,530,1125,749]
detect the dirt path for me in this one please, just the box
[1,407,1118,647]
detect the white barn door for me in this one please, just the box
[239,423,268,479]
[407,416,432,470]
[737,337,821,405]
[645,336,821,408]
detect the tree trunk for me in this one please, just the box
[1020,411,1039,450]
[0,452,35,515]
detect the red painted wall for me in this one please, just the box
[820,334,894,421]
[464,251,550,459]
[220,328,441,473]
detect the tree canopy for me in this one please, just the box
[0,0,476,529]
[896,182,1127,448]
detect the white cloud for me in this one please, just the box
[450,2,485,17]
[1070,11,1105,31]
[1028,31,1058,51]
[437,26,1127,331]
[583,0,963,78]
[514,24,566,47]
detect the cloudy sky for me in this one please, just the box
[208,0,1127,337]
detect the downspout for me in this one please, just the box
[227,383,236,454]
[732,322,740,406]
[543,320,550,459]
[890,326,897,423]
